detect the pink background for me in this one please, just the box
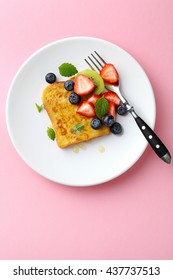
[0,0,173,260]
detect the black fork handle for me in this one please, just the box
[130,109,171,164]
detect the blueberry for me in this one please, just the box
[110,122,123,134]
[103,115,115,127]
[117,104,127,115]
[69,92,81,105]
[45,73,56,84]
[90,118,102,130]
[64,80,74,91]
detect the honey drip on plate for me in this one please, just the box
[72,144,105,154]
[98,146,105,153]
[72,146,79,153]
[78,143,87,150]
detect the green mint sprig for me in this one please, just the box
[47,127,55,141]
[95,97,109,119]
[58,63,78,77]
[72,123,84,133]
[35,103,43,113]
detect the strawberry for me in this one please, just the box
[87,94,100,105]
[100,64,119,84]
[74,74,95,96]
[107,102,117,119]
[76,101,96,117]
[103,91,120,106]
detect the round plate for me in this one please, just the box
[6,37,156,187]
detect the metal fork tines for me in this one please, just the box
[85,51,106,72]
[85,51,129,107]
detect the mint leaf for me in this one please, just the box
[72,123,84,133]
[35,103,43,112]
[95,97,109,119]
[58,63,78,77]
[47,127,55,141]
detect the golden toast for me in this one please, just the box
[42,81,110,148]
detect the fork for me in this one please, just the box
[85,51,171,164]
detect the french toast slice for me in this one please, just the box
[42,80,110,148]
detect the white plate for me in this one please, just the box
[6,37,156,187]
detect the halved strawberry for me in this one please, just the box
[87,94,100,105]
[100,64,119,84]
[76,101,96,117]
[74,74,95,96]
[103,91,120,106]
[107,102,117,119]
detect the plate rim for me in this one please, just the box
[6,36,156,187]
